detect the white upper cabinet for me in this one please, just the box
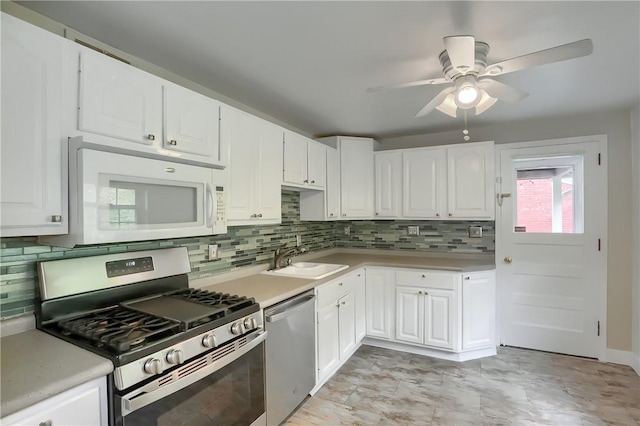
[73,45,224,167]
[372,141,495,220]
[339,137,375,219]
[0,13,69,236]
[325,147,341,219]
[163,83,220,159]
[78,48,162,146]
[221,105,282,225]
[403,148,446,218]
[446,142,495,219]
[374,152,402,218]
[283,131,326,189]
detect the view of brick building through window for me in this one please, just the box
[516,174,574,233]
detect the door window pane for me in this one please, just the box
[513,156,583,234]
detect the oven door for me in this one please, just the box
[77,147,217,245]
[114,331,266,426]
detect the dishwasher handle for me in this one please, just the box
[265,293,315,323]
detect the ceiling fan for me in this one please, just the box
[368,35,593,118]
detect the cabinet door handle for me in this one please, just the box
[329,213,334,217]
[448,213,452,217]
[168,139,177,146]
[375,212,379,216]
[436,213,440,217]
[303,179,309,183]
[39,421,52,426]
[342,213,347,217]
[341,301,346,305]
[421,274,426,278]
[250,214,257,218]
[464,276,470,280]
[418,291,423,295]
[51,215,62,223]
[147,134,155,141]
[311,180,315,184]
[257,213,263,218]
[338,282,343,286]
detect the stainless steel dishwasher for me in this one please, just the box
[264,290,316,426]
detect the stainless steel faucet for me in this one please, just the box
[273,245,307,270]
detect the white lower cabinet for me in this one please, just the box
[1,377,107,426]
[315,270,365,386]
[363,267,496,361]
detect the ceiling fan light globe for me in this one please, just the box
[455,84,480,109]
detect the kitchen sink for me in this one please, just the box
[261,262,349,280]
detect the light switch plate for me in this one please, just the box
[407,226,420,236]
[344,226,351,236]
[469,226,483,238]
[208,244,219,261]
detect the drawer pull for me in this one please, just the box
[421,274,426,278]
[147,134,155,141]
[464,276,470,280]
[168,139,177,146]
[338,282,343,286]
[39,421,52,426]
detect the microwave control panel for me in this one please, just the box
[215,186,226,225]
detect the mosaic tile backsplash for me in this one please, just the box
[0,190,494,319]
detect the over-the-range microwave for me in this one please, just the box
[40,137,227,248]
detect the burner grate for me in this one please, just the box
[169,289,255,314]
[58,306,182,352]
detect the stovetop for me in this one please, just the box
[41,289,259,366]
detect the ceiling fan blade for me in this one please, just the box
[443,35,476,74]
[435,93,458,118]
[415,87,455,118]
[478,79,528,103]
[480,39,593,77]
[475,90,497,115]
[367,77,449,93]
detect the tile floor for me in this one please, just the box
[285,345,640,425]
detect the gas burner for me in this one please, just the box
[169,288,255,313]
[58,306,182,352]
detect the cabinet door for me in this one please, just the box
[1,13,67,236]
[340,138,374,218]
[402,148,446,218]
[307,141,327,188]
[365,269,393,339]
[2,377,107,426]
[462,271,496,350]
[222,106,256,221]
[338,292,357,359]
[446,142,494,219]
[316,303,340,383]
[395,286,423,344]
[79,49,162,145]
[374,152,402,218]
[283,131,308,185]
[255,121,283,222]
[424,289,456,350]
[325,147,341,219]
[163,84,220,159]
[349,271,366,342]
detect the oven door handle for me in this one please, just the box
[119,330,267,416]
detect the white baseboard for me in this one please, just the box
[362,338,497,362]
[606,348,640,375]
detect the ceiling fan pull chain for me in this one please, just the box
[463,110,470,142]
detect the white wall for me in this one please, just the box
[632,105,640,373]
[380,109,634,352]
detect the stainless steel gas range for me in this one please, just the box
[36,247,266,426]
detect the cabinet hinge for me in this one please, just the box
[598,238,601,251]
[597,320,600,336]
[598,153,601,165]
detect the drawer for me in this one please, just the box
[395,270,459,290]
[316,276,352,307]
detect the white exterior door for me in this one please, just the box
[497,136,607,359]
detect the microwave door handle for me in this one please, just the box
[205,183,214,229]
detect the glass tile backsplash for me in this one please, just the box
[0,190,494,319]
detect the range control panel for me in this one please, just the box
[106,256,155,278]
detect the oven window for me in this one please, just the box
[123,342,264,426]
[107,181,197,228]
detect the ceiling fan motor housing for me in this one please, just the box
[439,41,490,80]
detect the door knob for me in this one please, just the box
[504,256,513,264]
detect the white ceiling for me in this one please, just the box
[17,1,640,139]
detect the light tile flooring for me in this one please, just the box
[285,345,640,425]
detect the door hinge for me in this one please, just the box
[598,238,601,251]
[598,153,601,165]
[597,320,600,336]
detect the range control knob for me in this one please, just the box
[230,322,244,335]
[143,358,163,375]
[202,333,217,348]
[243,317,257,330]
[166,349,184,365]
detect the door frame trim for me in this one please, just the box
[495,134,608,361]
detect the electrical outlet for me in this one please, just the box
[208,244,219,261]
[344,226,350,236]
[296,235,302,246]
[468,226,483,238]
[407,226,420,236]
